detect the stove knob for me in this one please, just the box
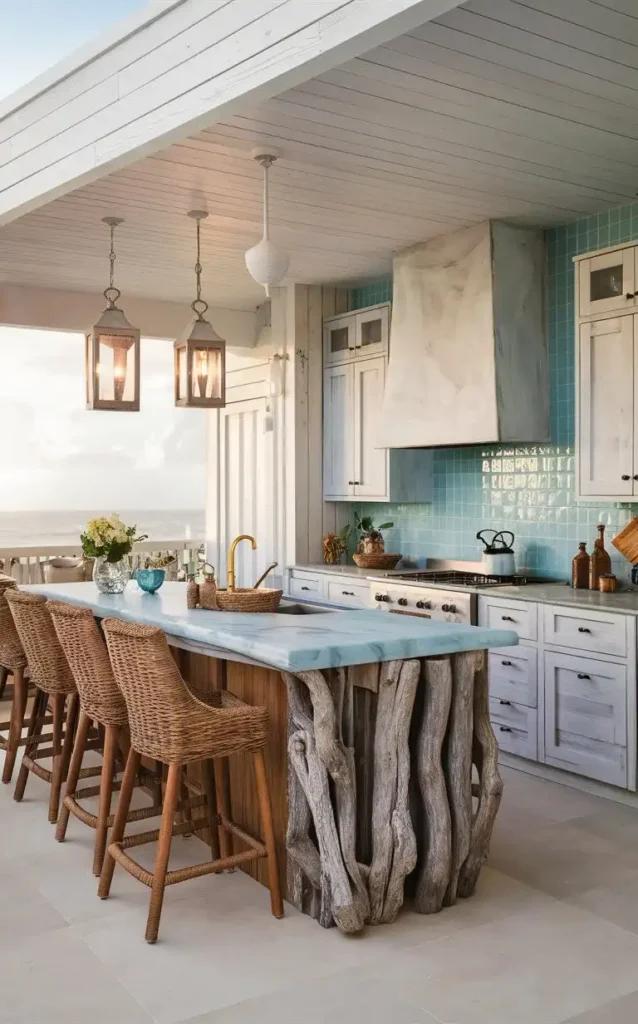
[375,593,390,603]
[448,603,457,614]
[398,597,408,606]
[416,600,432,610]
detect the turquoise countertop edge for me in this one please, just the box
[23,582,519,673]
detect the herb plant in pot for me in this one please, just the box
[81,514,147,594]
[352,513,401,570]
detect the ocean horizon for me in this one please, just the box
[0,509,206,548]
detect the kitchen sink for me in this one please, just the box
[275,601,335,615]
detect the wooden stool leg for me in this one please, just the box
[203,759,220,861]
[2,666,27,784]
[93,724,117,877]
[213,756,233,862]
[98,747,141,899]
[14,688,47,802]
[253,749,284,920]
[180,772,194,838]
[48,693,71,824]
[0,665,9,701]
[56,710,92,842]
[145,761,181,944]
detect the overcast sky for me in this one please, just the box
[0,0,150,99]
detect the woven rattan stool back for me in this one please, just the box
[102,617,269,763]
[0,576,27,671]
[48,601,128,727]
[5,590,75,695]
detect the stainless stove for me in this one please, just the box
[387,570,531,588]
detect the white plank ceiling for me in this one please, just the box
[1,0,637,310]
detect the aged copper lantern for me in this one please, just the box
[86,217,140,411]
[174,211,226,409]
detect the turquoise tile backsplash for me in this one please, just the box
[349,204,638,580]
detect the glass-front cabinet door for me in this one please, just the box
[355,304,389,358]
[579,248,636,317]
[323,315,355,366]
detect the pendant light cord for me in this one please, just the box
[262,158,270,241]
[191,214,209,319]
[102,217,123,308]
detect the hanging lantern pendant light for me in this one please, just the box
[85,217,141,411]
[174,211,226,408]
[245,147,290,297]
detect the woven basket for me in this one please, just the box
[213,587,283,612]
[352,553,402,570]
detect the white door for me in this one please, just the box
[578,316,634,497]
[208,396,275,589]
[579,248,635,317]
[323,364,354,500]
[323,315,355,366]
[544,650,627,787]
[353,356,388,499]
[355,305,389,360]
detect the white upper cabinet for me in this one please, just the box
[323,363,354,500]
[578,316,635,498]
[578,247,636,318]
[324,303,389,366]
[353,356,387,499]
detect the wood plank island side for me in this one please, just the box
[173,646,502,935]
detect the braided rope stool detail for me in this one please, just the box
[99,617,284,943]
[0,575,30,784]
[5,590,83,823]
[48,601,167,876]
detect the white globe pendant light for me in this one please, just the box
[245,148,290,297]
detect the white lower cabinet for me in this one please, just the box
[286,569,370,608]
[480,596,636,790]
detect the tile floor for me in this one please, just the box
[2,756,638,1024]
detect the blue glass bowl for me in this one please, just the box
[135,568,166,594]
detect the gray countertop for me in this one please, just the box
[484,581,638,615]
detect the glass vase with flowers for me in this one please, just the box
[81,514,147,594]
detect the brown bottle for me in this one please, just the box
[186,576,200,609]
[572,542,589,589]
[589,524,612,590]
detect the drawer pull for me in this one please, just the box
[499,725,513,733]
[342,591,355,597]
[578,626,591,633]
[499,700,511,706]
[501,659,512,666]
[301,586,310,591]
[501,615,515,622]
[577,673,591,680]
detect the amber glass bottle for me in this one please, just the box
[571,542,589,589]
[589,525,612,590]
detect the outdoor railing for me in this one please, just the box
[0,540,205,584]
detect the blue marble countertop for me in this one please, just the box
[24,582,518,673]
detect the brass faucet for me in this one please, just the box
[227,534,257,591]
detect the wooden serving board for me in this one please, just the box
[612,516,638,564]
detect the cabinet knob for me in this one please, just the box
[501,660,512,666]
[627,293,637,300]
[633,476,638,481]
[301,586,310,591]
[501,615,514,622]
[342,590,355,597]
[577,673,591,680]
[622,474,630,480]
[578,626,591,633]
[499,726,513,733]
[499,699,511,706]
[416,600,432,610]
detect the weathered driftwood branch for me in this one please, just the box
[458,651,503,898]
[444,652,476,906]
[414,656,452,914]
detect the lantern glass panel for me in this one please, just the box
[192,345,222,402]
[96,332,136,404]
[177,345,188,402]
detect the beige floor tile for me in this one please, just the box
[568,875,638,936]
[489,819,638,899]
[498,767,611,824]
[0,927,153,1023]
[180,970,440,1024]
[355,901,638,1024]
[0,857,68,945]
[568,802,638,849]
[563,989,638,1023]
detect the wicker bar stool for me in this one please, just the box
[99,617,283,944]
[47,601,165,876]
[5,590,84,822]
[0,575,30,784]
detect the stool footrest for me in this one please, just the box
[64,789,163,831]
[109,830,265,888]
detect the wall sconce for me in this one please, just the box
[86,217,140,411]
[174,211,226,408]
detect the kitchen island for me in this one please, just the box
[27,581,518,934]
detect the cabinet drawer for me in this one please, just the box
[543,650,627,788]
[480,597,537,640]
[489,698,538,760]
[543,604,627,657]
[488,645,537,708]
[326,580,370,608]
[288,571,323,600]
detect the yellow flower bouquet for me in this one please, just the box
[81,514,147,564]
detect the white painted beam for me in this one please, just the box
[0,283,257,347]
[0,0,464,225]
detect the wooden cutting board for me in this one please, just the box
[612,516,638,564]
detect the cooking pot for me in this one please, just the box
[476,530,515,577]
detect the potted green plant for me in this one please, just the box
[81,514,147,594]
[352,514,401,569]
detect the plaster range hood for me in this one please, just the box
[377,220,549,449]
